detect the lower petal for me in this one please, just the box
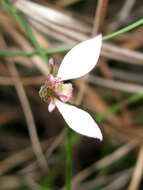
[55,100,103,141]
[48,97,56,112]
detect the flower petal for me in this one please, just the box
[48,97,56,112]
[47,74,56,87]
[55,100,103,140]
[55,83,73,102]
[57,34,102,81]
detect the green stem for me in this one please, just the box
[96,93,143,122]
[1,0,49,68]
[1,18,143,58]
[0,46,72,57]
[103,18,143,40]
[66,125,72,190]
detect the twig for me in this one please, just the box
[92,0,109,35]
[0,13,49,75]
[29,19,77,44]
[101,168,132,190]
[0,76,45,86]
[23,175,40,190]
[55,0,81,7]
[111,68,143,84]
[75,168,133,190]
[75,79,122,127]
[71,141,137,189]
[88,75,143,94]
[0,107,22,127]
[0,175,22,189]
[1,0,50,68]
[7,61,48,170]
[19,131,65,175]
[99,59,133,126]
[128,145,143,190]
[107,0,136,32]
[0,31,48,169]
[102,42,143,65]
[0,139,50,175]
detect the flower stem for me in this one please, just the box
[1,18,143,58]
[66,125,72,190]
[0,46,72,57]
[103,18,143,40]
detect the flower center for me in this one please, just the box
[39,74,73,103]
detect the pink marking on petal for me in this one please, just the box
[47,74,56,87]
[55,83,73,102]
[48,97,56,112]
[59,94,72,102]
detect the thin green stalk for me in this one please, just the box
[1,0,49,68]
[103,18,143,40]
[0,46,72,57]
[66,125,72,190]
[96,93,143,122]
[1,18,143,58]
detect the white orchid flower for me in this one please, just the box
[39,34,103,141]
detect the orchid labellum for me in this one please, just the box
[39,34,103,141]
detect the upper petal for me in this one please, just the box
[57,34,102,81]
[55,100,103,140]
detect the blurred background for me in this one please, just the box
[0,0,143,189]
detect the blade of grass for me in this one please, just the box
[1,0,50,69]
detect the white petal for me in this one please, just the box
[48,97,56,112]
[57,34,102,81]
[55,100,103,140]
